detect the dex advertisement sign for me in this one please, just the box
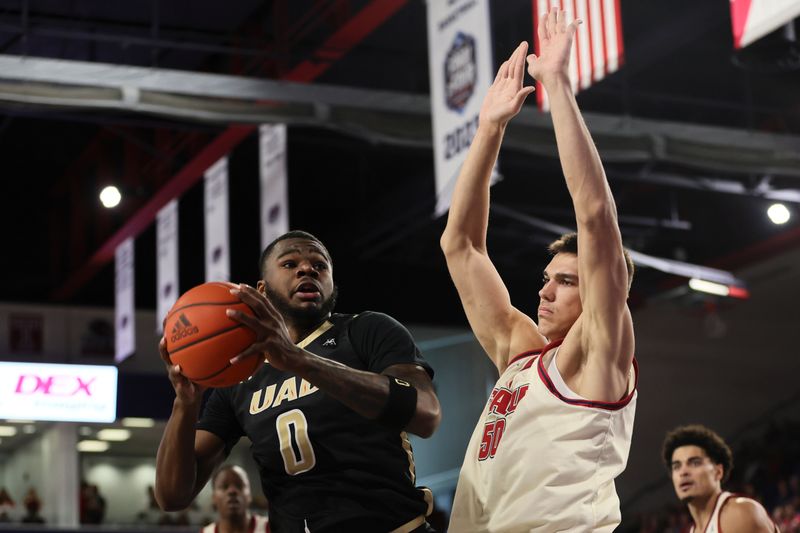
[0,362,118,422]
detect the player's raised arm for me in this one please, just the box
[155,337,227,511]
[441,42,546,372]
[527,7,633,388]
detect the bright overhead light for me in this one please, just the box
[689,278,730,296]
[688,278,750,299]
[22,425,36,434]
[767,203,790,225]
[0,426,18,437]
[77,440,110,453]
[99,185,122,208]
[121,417,155,428]
[96,428,131,441]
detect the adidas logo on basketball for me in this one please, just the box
[170,313,200,342]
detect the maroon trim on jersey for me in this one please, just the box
[206,515,269,533]
[508,338,565,366]
[508,348,542,366]
[536,339,639,411]
[690,490,725,533]
[715,493,779,533]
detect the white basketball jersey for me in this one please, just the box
[689,492,778,533]
[201,514,270,533]
[449,339,638,533]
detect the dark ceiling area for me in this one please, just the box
[0,0,799,328]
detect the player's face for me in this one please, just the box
[537,253,582,340]
[670,445,723,503]
[259,238,337,322]
[212,467,252,520]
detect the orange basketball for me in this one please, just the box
[164,281,260,388]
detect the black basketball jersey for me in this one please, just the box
[196,312,434,533]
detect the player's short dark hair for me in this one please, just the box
[211,464,239,487]
[662,425,734,483]
[259,230,330,278]
[547,232,635,291]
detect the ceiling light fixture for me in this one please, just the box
[0,426,18,437]
[689,278,750,299]
[96,428,131,441]
[767,203,790,225]
[99,185,122,208]
[77,440,110,453]
[121,417,155,428]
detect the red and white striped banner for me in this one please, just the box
[533,0,624,111]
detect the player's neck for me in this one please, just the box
[217,513,251,533]
[287,315,330,344]
[687,489,722,531]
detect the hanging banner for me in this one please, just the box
[156,199,179,333]
[534,0,624,111]
[114,237,135,363]
[259,124,289,251]
[730,0,800,49]
[427,0,495,217]
[204,157,230,282]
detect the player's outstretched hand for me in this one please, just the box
[479,41,535,127]
[226,283,300,372]
[159,336,206,405]
[527,5,580,85]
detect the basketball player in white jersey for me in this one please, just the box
[440,6,637,532]
[202,465,270,533]
[663,425,778,533]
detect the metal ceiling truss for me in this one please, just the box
[0,53,798,186]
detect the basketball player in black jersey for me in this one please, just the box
[156,231,441,533]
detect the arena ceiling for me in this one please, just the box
[0,0,799,327]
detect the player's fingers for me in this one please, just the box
[230,285,268,317]
[168,363,187,381]
[494,60,508,84]
[511,42,527,81]
[513,86,536,107]
[537,11,548,44]
[556,7,567,32]
[229,345,265,366]
[546,6,557,37]
[225,308,269,336]
[498,59,510,80]
[159,337,171,363]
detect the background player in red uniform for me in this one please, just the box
[663,424,778,533]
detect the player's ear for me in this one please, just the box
[713,463,723,482]
[256,280,266,294]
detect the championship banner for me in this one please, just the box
[731,0,800,49]
[114,237,135,363]
[533,0,624,111]
[259,124,289,250]
[427,0,494,217]
[156,199,179,333]
[204,156,230,282]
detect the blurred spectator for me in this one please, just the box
[21,488,44,524]
[79,481,107,524]
[0,487,14,522]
